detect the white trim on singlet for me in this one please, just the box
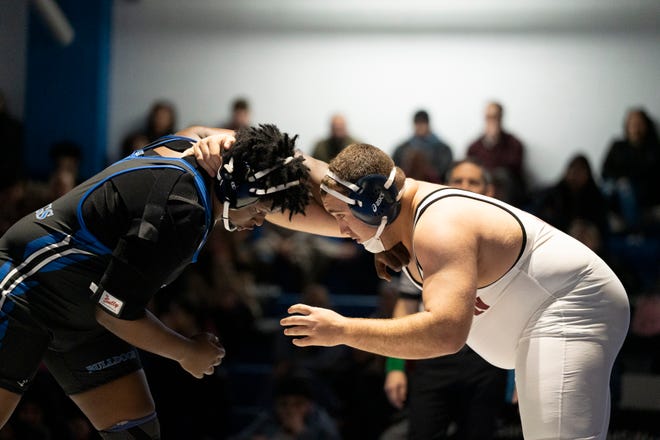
[0,235,94,309]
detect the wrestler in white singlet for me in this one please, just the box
[404,188,630,440]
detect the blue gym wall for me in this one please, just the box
[24,0,112,180]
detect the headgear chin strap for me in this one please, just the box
[320,166,403,226]
[216,156,300,231]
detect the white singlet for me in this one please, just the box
[402,188,630,440]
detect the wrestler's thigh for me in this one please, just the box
[516,336,612,440]
[69,369,155,430]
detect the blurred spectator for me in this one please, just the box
[444,157,494,195]
[0,90,24,180]
[312,114,360,162]
[141,293,231,439]
[392,110,453,183]
[49,141,82,184]
[145,100,178,142]
[223,97,252,131]
[48,168,76,200]
[531,154,610,244]
[12,399,51,440]
[119,130,150,158]
[231,366,341,440]
[117,100,176,163]
[182,226,262,362]
[601,107,660,234]
[251,223,324,293]
[275,283,351,413]
[466,101,527,206]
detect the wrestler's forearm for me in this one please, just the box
[342,311,466,359]
[175,125,235,141]
[267,201,343,237]
[95,307,189,362]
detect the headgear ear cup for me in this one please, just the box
[214,154,301,232]
[214,157,258,209]
[321,167,403,226]
[349,174,401,226]
[214,165,237,207]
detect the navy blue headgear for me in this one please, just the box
[214,158,258,210]
[321,167,402,226]
[215,156,300,231]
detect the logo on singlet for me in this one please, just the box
[16,379,29,388]
[85,351,137,372]
[99,291,124,315]
[474,296,490,316]
[35,203,54,220]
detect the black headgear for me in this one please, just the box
[321,167,402,226]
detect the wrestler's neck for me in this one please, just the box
[381,178,419,255]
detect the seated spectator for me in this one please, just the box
[392,109,453,183]
[49,140,82,184]
[222,97,252,131]
[0,89,24,180]
[601,107,660,234]
[466,101,528,206]
[231,366,341,440]
[312,114,360,162]
[119,130,150,158]
[532,154,610,243]
[145,99,178,142]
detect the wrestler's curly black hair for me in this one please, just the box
[223,124,311,217]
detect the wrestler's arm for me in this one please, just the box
[189,137,342,236]
[175,125,235,141]
[266,154,343,238]
[95,307,224,378]
[281,204,478,359]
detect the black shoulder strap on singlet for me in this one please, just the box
[128,168,183,243]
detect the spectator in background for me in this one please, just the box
[383,159,509,440]
[145,99,178,142]
[231,366,341,440]
[532,154,610,247]
[274,283,350,418]
[466,101,527,206]
[0,90,24,180]
[392,110,453,183]
[118,100,177,163]
[223,97,252,131]
[312,114,360,163]
[120,130,150,158]
[49,141,82,185]
[601,107,660,234]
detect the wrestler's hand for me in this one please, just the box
[189,134,235,177]
[280,304,346,347]
[178,333,226,379]
[384,370,408,409]
[375,241,411,281]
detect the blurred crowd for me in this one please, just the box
[0,91,658,439]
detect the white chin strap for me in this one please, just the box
[221,202,236,232]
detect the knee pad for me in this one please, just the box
[98,412,160,439]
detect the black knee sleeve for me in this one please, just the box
[98,413,160,439]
